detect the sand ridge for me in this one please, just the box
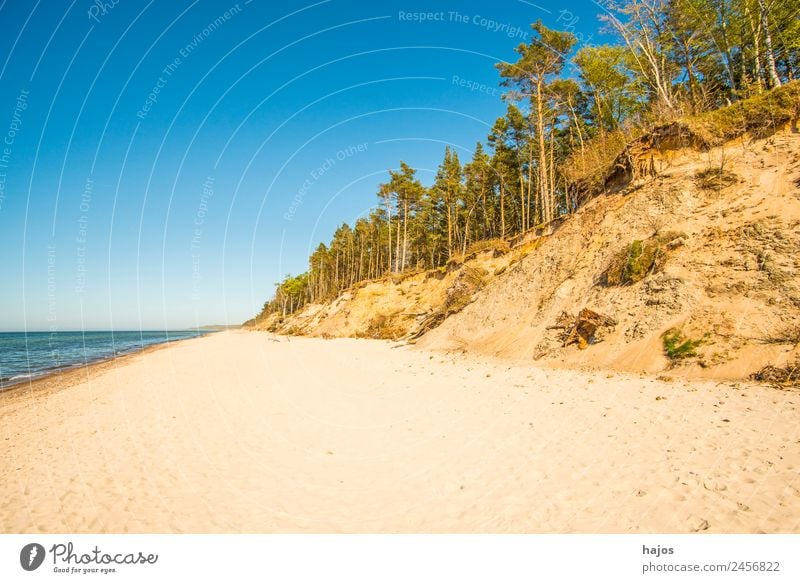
[1,330,798,533]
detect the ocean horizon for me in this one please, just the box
[0,330,209,388]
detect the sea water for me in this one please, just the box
[0,330,207,388]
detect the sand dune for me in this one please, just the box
[1,330,798,533]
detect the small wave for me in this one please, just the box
[0,371,46,390]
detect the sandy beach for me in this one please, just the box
[1,330,798,533]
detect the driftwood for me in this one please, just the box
[547,311,574,330]
[562,308,617,349]
[407,311,448,340]
[750,361,800,388]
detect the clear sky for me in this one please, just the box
[0,0,606,331]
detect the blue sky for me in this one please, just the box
[0,0,606,331]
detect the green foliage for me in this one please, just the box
[603,231,686,286]
[604,240,660,285]
[574,45,642,133]
[662,328,705,360]
[496,21,577,97]
[625,240,652,283]
[258,273,310,319]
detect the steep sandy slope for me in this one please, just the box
[420,130,800,379]
[257,130,800,381]
[256,240,525,339]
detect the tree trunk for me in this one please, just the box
[401,198,409,271]
[605,11,674,112]
[535,78,550,224]
[549,123,556,218]
[499,180,506,238]
[682,39,700,112]
[757,0,782,88]
[526,130,534,229]
[481,176,488,239]
[593,88,604,135]
[461,204,477,255]
[446,197,453,259]
[519,171,526,234]
[716,3,738,95]
[746,4,764,92]
[384,194,393,272]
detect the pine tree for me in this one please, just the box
[497,21,577,225]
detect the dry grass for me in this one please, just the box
[564,83,799,203]
[362,313,407,340]
[694,167,739,190]
[390,269,425,285]
[688,81,800,146]
[445,266,488,311]
[409,266,490,340]
[465,238,511,257]
[561,129,636,196]
[762,323,800,346]
[751,360,800,388]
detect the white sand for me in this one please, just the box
[1,330,798,533]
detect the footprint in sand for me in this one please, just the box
[703,479,727,492]
[687,515,709,532]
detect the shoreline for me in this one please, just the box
[0,332,211,407]
[0,326,784,410]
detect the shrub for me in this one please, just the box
[445,266,488,311]
[662,328,705,360]
[604,240,661,285]
[363,313,407,340]
[763,324,800,346]
[694,167,738,190]
[602,232,685,286]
